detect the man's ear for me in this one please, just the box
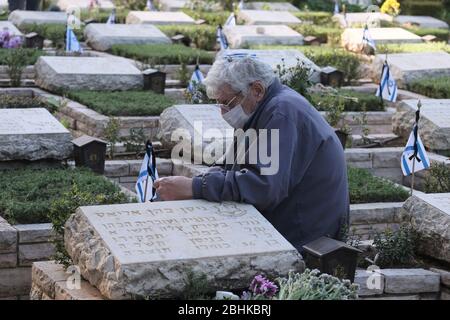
[252,81,266,102]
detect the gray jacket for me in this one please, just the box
[192,78,349,252]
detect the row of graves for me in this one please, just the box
[0,0,450,300]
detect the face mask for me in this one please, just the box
[222,104,250,129]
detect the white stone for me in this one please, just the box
[0,0,7,10]
[57,0,115,11]
[35,56,144,92]
[0,21,23,37]
[372,52,450,88]
[84,23,171,51]
[354,269,384,296]
[243,2,300,12]
[8,10,67,28]
[223,25,303,48]
[395,15,449,29]
[334,12,393,28]
[65,200,304,299]
[342,27,422,52]
[380,269,440,294]
[157,0,188,11]
[0,108,73,161]
[393,99,450,152]
[402,193,450,263]
[237,10,301,25]
[126,11,195,25]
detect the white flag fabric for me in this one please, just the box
[106,11,115,24]
[334,0,339,14]
[237,0,244,10]
[224,13,236,26]
[362,26,376,50]
[376,62,398,102]
[147,0,155,11]
[187,66,205,93]
[66,26,83,53]
[135,145,159,202]
[216,26,228,50]
[400,125,430,176]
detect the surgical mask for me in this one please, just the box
[222,104,250,129]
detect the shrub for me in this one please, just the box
[376,42,450,54]
[0,167,129,225]
[291,24,342,45]
[2,48,27,86]
[276,58,313,100]
[406,27,449,42]
[407,76,450,99]
[158,25,216,50]
[110,43,214,65]
[0,48,44,65]
[292,11,333,25]
[348,167,410,204]
[182,9,231,26]
[310,89,385,112]
[80,9,129,23]
[0,94,55,112]
[66,90,175,116]
[19,24,84,49]
[425,162,450,193]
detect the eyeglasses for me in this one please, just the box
[216,91,242,112]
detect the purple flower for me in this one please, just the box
[248,274,278,298]
[6,36,22,49]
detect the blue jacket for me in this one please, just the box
[192,78,349,252]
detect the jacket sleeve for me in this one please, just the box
[192,112,321,212]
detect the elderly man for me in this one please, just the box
[155,57,349,252]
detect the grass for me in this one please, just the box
[310,89,385,112]
[110,43,214,65]
[377,42,450,54]
[0,48,45,65]
[348,167,410,204]
[406,27,449,42]
[66,90,175,116]
[19,23,84,49]
[0,94,56,112]
[291,24,342,45]
[157,25,217,51]
[0,167,129,224]
[407,76,450,99]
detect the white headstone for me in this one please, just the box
[372,52,450,88]
[126,11,195,25]
[84,23,171,51]
[334,12,394,27]
[8,10,68,28]
[0,108,73,161]
[395,15,449,30]
[35,56,144,92]
[158,0,188,11]
[342,27,422,52]
[244,2,300,12]
[0,21,23,37]
[65,200,303,299]
[57,0,115,11]
[237,9,301,25]
[223,25,303,48]
[0,0,8,10]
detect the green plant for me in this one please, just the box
[425,163,450,193]
[177,55,190,87]
[157,25,217,50]
[291,24,342,45]
[0,48,44,65]
[105,117,120,159]
[181,9,231,26]
[185,81,214,104]
[181,269,211,300]
[0,94,54,111]
[122,127,146,156]
[292,11,333,25]
[377,42,450,54]
[19,23,84,49]
[3,48,28,86]
[406,27,449,42]
[407,76,450,99]
[310,89,384,112]
[276,58,313,100]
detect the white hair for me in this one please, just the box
[203,57,276,99]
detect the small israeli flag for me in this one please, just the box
[237,0,244,10]
[66,26,83,53]
[147,0,155,11]
[135,141,159,202]
[216,25,228,50]
[401,124,430,176]
[376,61,398,102]
[334,0,339,14]
[106,9,116,24]
[362,25,376,50]
[224,13,236,26]
[187,65,205,93]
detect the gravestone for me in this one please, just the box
[243,2,300,12]
[223,25,303,48]
[158,104,233,163]
[0,108,72,161]
[394,15,449,29]
[392,99,450,154]
[217,49,322,82]
[65,200,304,299]
[371,52,450,88]
[334,12,394,28]
[126,11,195,25]
[0,0,7,10]
[342,27,422,52]
[402,193,450,263]
[8,10,68,28]
[158,0,188,11]
[84,23,171,51]
[57,0,115,11]
[0,21,23,37]
[237,10,301,25]
[35,56,144,92]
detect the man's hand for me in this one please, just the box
[154,176,193,201]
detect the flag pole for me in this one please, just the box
[143,141,151,202]
[410,100,422,196]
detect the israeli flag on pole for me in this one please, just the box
[135,142,159,202]
[376,61,398,102]
[66,26,83,53]
[238,0,244,10]
[362,25,376,50]
[224,13,236,26]
[216,25,228,50]
[187,66,205,93]
[106,9,116,24]
[334,0,339,14]
[147,0,155,11]
[401,124,430,176]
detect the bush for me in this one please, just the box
[291,24,342,45]
[292,11,333,25]
[158,25,216,50]
[425,163,450,193]
[406,27,449,42]
[0,48,44,65]
[407,76,450,98]
[0,94,55,112]
[182,9,231,26]
[348,167,410,204]
[19,23,84,49]
[310,89,385,112]
[110,43,214,65]
[0,167,129,225]
[80,9,129,23]
[66,90,175,116]
[376,42,450,54]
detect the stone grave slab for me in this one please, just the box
[57,0,115,11]
[0,21,23,37]
[223,25,303,48]
[372,52,450,88]
[158,0,188,11]
[237,9,301,25]
[0,0,7,10]
[126,11,195,25]
[342,27,422,52]
[8,10,68,28]
[158,104,234,163]
[402,193,450,263]
[393,99,450,153]
[0,108,72,161]
[65,200,304,299]
[35,56,143,92]
[243,2,300,12]
[394,15,449,29]
[84,23,171,51]
[334,12,393,28]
